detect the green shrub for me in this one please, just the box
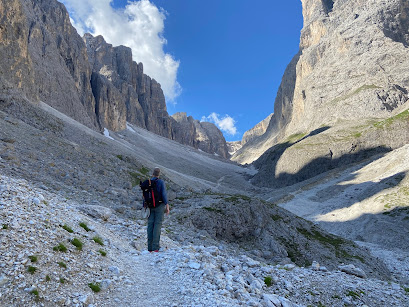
[53,243,67,252]
[62,224,73,233]
[98,249,107,257]
[403,287,409,294]
[46,275,51,282]
[264,276,273,287]
[2,224,8,229]
[57,262,67,269]
[29,255,38,263]
[92,236,104,246]
[116,155,123,160]
[59,278,66,284]
[30,289,39,296]
[88,282,101,292]
[79,222,91,232]
[71,238,83,251]
[28,266,37,274]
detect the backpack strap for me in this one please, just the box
[149,179,156,207]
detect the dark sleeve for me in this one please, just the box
[160,180,168,204]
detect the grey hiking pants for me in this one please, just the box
[147,203,165,251]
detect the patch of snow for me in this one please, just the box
[104,128,114,140]
[126,123,136,133]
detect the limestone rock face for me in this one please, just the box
[233,0,409,169]
[241,113,273,145]
[0,0,98,129]
[171,112,229,158]
[0,1,229,157]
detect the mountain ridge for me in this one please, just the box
[0,0,229,158]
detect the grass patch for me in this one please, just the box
[28,255,38,263]
[30,289,39,296]
[59,278,66,284]
[2,224,8,229]
[57,262,67,269]
[79,222,91,232]
[286,133,306,143]
[116,155,123,161]
[297,228,345,247]
[53,243,67,253]
[271,214,283,221]
[98,249,107,257]
[139,166,150,176]
[346,290,360,299]
[71,238,83,251]
[88,282,101,293]
[224,194,251,203]
[129,171,141,187]
[28,266,37,274]
[264,276,273,287]
[374,109,409,128]
[62,224,73,233]
[46,275,51,282]
[203,207,223,214]
[331,84,381,104]
[92,236,104,246]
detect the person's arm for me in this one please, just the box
[161,180,169,215]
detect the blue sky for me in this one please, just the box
[61,0,303,142]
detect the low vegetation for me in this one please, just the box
[62,224,73,233]
[53,243,67,252]
[98,249,107,257]
[2,224,8,229]
[28,255,38,263]
[264,276,273,287]
[71,238,83,251]
[57,262,67,269]
[79,222,91,232]
[28,266,37,274]
[88,282,101,293]
[92,236,104,246]
[373,109,409,128]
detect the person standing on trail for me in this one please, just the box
[147,167,170,252]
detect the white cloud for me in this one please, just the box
[201,113,238,136]
[61,0,181,101]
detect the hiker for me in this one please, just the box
[145,167,169,252]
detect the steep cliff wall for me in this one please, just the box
[0,0,229,157]
[233,0,409,169]
[0,0,98,129]
[171,112,229,158]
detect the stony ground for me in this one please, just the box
[1,174,409,307]
[1,99,409,306]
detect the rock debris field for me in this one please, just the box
[1,174,409,307]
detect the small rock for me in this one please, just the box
[339,264,367,278]
[189,262,201,270]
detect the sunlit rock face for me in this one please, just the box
[0,0,98,129]
[233,0,409,167]
[0,0,229,157]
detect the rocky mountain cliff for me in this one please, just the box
[0,0,229,158]
[233,0,409,186]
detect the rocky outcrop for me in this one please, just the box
[241,113,273,145]
[171,112,229,158]
[233,0,409,178]
[0,0,98,129]
[0,0,229,157]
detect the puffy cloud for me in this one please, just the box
[201,113,238,136]
[61,0,181,101]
